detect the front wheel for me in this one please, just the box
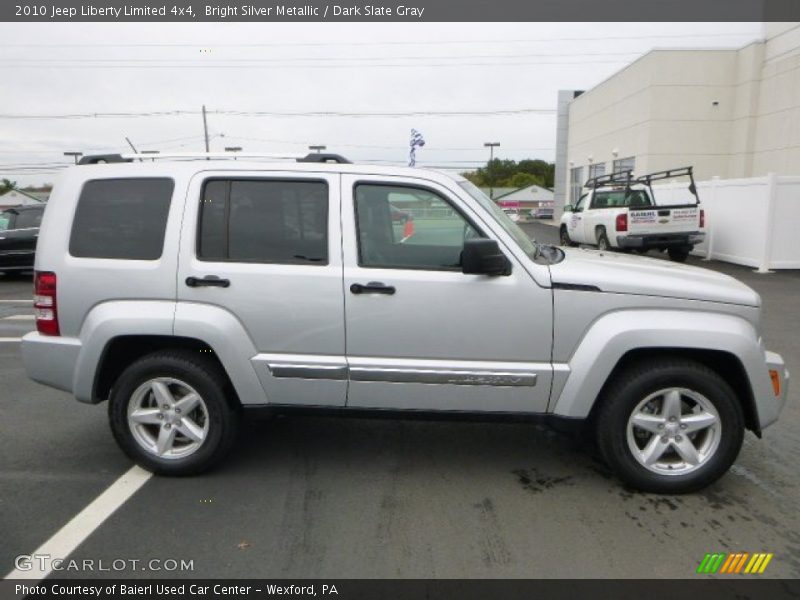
[560,226,576,247]
[108,350,240,475]
[595,358,744,493]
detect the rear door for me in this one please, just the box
[0,207,41,269]
[341,174,553,413]
[177,171,346,407]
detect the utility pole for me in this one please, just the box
[484,142,500,199]
[202,105,210,158]
[63,151,82,164]
[309,145,326,154]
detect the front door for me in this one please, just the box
[177,171,346,407]
[341,174,553,413]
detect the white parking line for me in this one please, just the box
[4,465,153,581]
[0,337,23,342]
[0,300,30,303]
[2,315,34,321]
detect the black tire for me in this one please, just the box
[596,228,611,252]
[668,246,691,262]
[595,357,744,494]
[559,226,576,247]
[108,350,240,476]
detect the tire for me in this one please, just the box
[595,357,744,493]
[560,226,576,247]
[668,246,691,263]
[108,350,240,476]
[596,228,611,252]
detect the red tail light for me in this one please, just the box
[34,271,60,336]
[615,213,628,232]
[700,209,705,228]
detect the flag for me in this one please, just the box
[409,129,425,167]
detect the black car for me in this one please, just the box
[0,204,45,275]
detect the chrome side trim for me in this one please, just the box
[349,367,537,387]
[268,364,348,380]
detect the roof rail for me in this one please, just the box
[584,169,633,189]
[77,151,352,164]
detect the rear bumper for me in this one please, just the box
[617,231,705,249]
[21,331,81,395]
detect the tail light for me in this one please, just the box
[34,271,60,336]
[700,209,705,228]
[615,213,628,232]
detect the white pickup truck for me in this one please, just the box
[560,167,705,263]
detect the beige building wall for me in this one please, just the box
[562,23,800,207]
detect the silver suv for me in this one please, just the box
[21,153,789,493]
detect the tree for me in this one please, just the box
[0,178,17,196]
[460,158,555,189]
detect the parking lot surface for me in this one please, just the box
[2,226,798,579]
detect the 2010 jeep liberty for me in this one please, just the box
[22,153,789,493]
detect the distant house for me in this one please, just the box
[494,184,555,219]
[479,187,515,200]
[0,189,48,210]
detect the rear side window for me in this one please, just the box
[198,179,329,265]
[70,178,173,260]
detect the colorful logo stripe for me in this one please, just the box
[697,552,773,574]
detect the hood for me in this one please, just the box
[549,248,761,307]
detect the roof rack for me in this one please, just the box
[584,169,633,189]
[78,152,352,165]
[634,166,698,202]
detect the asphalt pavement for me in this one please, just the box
[1,231,798,579]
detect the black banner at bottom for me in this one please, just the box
[3,579,800,600]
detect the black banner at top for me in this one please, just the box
[2,0,800,22]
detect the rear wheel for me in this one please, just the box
[595,358,744,493]
[108,350,240,475]
[596,228,611,252]
[668,246,691,262]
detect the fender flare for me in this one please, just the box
[549,309,771,422]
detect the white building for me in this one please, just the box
[556,23,800,214]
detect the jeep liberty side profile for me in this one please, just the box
[22,153,789,493]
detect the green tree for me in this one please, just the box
[507,172,543,189]
[461,158,555,189]
[0,178,17,196]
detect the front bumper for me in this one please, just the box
[617,231,705,249]
[760,350,790,430]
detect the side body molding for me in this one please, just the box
[549,310,774,425]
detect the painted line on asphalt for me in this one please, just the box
[0,300,31,304]
[2,315,34,321]
[0,337,23,342]
[4,465,153,582]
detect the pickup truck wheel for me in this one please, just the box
[596,229,611,252]
[108,350,240,476]
[559,226,576,247]
[595,358,744,493]
[668,247,691,262]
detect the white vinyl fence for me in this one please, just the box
[652,174,800,271]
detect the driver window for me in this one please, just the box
[355,184,482,270]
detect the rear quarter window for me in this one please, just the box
[69,178,174,260]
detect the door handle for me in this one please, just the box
[186,275,230,288]
[350,282,396,295]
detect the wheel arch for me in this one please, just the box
[93,335,241,408]
[587,347,760,436]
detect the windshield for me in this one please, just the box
[458,180,538,259]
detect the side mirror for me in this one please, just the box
[563,204,573,213]
[461,239,512,276]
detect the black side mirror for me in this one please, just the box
[461,239,512,276]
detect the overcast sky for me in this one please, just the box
[0,21,762,186]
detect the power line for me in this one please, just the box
[0,108,556,120]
